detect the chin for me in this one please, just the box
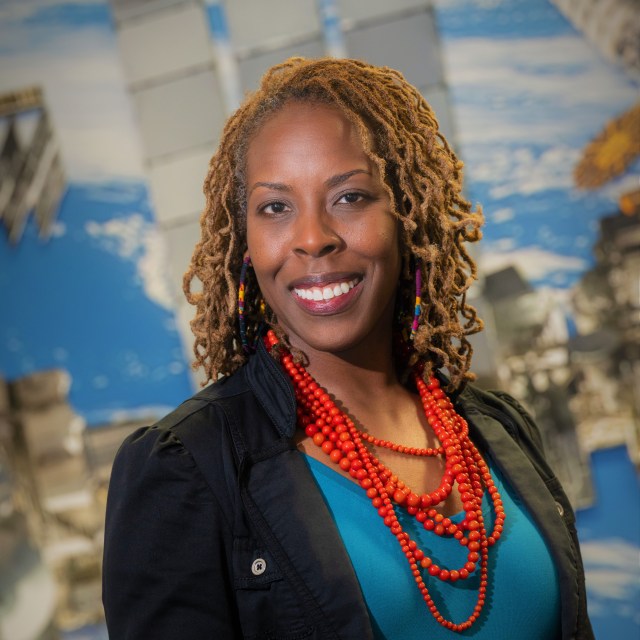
[285,322,381,359]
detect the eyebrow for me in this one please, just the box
[325,169,371,189]
[248,169,371,196]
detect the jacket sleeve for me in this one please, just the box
[102,425,240,639]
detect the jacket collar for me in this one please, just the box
[244,339,298,439]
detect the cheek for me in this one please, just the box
[246,224,288,310]
[359,218,401,266]
[247,221,279,271]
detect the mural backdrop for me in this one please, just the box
[0,1,638,639]
[435,1,640,637]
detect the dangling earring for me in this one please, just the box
[238,256,265,354]
[410,259,422,341]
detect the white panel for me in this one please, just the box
[338,0,429,23]
[163,218,202,298]
[345,11,443,89]
[175,300,208,387]
[118,2,214,84]
[148,149,213,224]
[421,85,455,146]
[224,0,320,51]
[110,0,186,22]
[133,69,225,159]
[239,39,325,93]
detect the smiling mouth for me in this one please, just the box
[293,278,360,302]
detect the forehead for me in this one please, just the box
[245,101,369,172]
[255,100,354,139]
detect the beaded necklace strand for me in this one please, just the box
[265,330,505,632]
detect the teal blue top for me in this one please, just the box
[304,454,561,639]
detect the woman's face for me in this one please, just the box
[245,101,401,357]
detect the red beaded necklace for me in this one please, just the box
[265,330,505,632]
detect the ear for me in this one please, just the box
[243,248,251,262]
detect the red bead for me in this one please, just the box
[321,440,334,454]
[271,341,504,633]
[393,489,407,504]
[406,493,420,508]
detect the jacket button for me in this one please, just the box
[555,501,564,517]
[251,558,267,575]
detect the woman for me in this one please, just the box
[102,58,593,639]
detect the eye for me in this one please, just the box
[261,200,289,215]
[336,192,366,205]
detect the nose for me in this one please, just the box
[292,208,342,258]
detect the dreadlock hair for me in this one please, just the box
[184,57,484,392]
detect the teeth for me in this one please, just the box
[294,279,358,302]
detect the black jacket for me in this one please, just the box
[103,341,593,639]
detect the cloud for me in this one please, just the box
[468,144,580,198]
[0,6,145,181]
[443,34,637,144]
[479,246,589,281]
[85,214,175,310]
[50,220,67,238]
[581,539,640,603]
[445,36,637,111]
[491,207,515,223]
[0,0,105,24]
[83,404,179,427]
[440,34,638,203]
[598,168,640,203]
[434,0,508,8]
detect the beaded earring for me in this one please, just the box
[410,258,422,340]
[238,256,265,354]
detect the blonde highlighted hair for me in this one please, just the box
[184,57,484,391]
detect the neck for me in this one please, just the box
[288,333,410,424]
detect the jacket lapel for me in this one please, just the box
[239,345,374,639]
[244,447,375,639]
[461,400,579,640]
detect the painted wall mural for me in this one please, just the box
[434,1,640,636]
[0,3,193,637]
[0,1,193,423]
[0,0,638,638]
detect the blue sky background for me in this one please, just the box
[0,1,638,635]
[435,0,639,295]
[0,1,193,424]
[432,1,640,635]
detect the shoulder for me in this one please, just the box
[124,364,256,454]
[102,381,249,638]
[457,383,544,450]
[455,383,561,485]
[108,370,255,509]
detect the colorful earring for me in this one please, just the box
[410,259,422,340]
[238,256,252,353]
[238,256,265,354]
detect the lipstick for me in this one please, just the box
[290,274,363,315]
